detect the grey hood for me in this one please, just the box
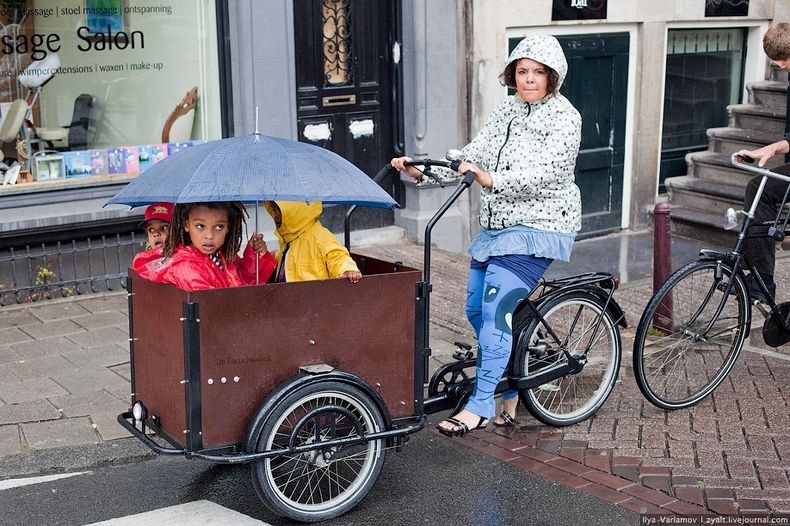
[506,35,568,89]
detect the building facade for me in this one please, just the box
[1,0,787,254]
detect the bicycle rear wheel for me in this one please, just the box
[513,291,621,427]
[633,259,749,410]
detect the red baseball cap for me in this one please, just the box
[139,202,174,228]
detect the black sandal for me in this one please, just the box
[436,415,488,438]
[492,410,518,428]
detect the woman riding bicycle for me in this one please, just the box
[392,34,582,437]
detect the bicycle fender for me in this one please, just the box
[243,370,393,453]
[530,285,628,329]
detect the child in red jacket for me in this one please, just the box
[137,201,275,290]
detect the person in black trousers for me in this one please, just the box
[738,22,790,302]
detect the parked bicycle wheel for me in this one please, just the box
[249,381,386,523]
[633,259,749,410]
[513,290,621,426]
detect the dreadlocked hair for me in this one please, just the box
[162,202,249,263]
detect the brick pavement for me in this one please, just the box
[358,240,790,516]
[0,234,788,517]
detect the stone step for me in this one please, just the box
[769,64,788,83]
[749,80,788,111]
[728,103,787,136]
[666,175,744,213]
[687,151,756,186]
[707,127,783,156]
[665,204,738,247]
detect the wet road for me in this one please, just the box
[0,431,639,525]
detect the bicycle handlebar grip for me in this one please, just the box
[461,170,475,186]
[733,153,755,165]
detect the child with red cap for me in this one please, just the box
[139,202,174,250]
[132,202,174,280]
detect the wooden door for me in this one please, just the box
[510,33,629,236]
[293,0,397,228]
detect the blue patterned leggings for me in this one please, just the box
[464,258,549,418]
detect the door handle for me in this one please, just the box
[322,95,356,107]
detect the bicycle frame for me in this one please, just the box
[683,156,790,342]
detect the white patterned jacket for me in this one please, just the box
[463,92,582,233]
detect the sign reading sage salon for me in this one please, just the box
[552,0,607,21]
[705,0,749,17]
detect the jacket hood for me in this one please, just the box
[264,200,322,244]
[506,35,568,89]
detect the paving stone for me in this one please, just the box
[71,311,128,331]
[0,378,68,404]
[620,482,676,506]
[90,410,131,441]
[21,417,98,450]
[50,368,129,395]
[47,390,128,418]
[577,483,632,505]
[674,486,705,506]
[28,301,91,322]
[583,449,611,473]
[65,326,127,349]
[20,319,85,340]
[757,468,790,489]
[4,355,79,381]
[660,499,709,515]
[0,347,22,366]
[0,399,60,425]
[0,309,38,329]
[0,327,33,346]
[736,498,770,513]
[61,345,129,369]
[75,293,128,314]
[642,474,672,494]
[618,497,668,516]
[707,498,739,514]
[0,425,20,456]
[10,337,80,359]
[581,470,634,491]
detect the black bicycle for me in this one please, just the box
[632,153,790,410]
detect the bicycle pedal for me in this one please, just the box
[453,341,472,351]
[452,350,475,361]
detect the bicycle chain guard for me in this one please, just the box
[762,301,790,347]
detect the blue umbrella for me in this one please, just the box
[106,133,397,209]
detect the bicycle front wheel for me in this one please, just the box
[633,259,749,410]
[514,291,621,427]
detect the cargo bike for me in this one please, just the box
[117,157,627,523]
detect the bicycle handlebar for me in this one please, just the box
[730,153,790,184]
[403,158,458,187]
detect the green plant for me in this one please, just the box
[34,266,55,286]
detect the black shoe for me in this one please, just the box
[746,273,775,303]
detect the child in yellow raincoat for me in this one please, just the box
[264,201,362,283]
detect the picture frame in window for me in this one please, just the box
[33,153,65,182]
[85,0,126,33]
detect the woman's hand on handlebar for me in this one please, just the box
[738,140,790,168]
[390,156,423,180]
[458,161,493,190]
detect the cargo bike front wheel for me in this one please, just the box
[247,380,386,523]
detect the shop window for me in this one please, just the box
[658,27,745,192]
[322,0,351,86]
[0,1,222,184]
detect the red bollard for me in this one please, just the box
[653,202,673,333]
